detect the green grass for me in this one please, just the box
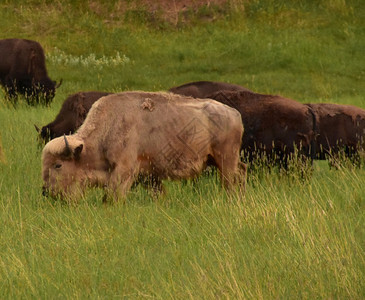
[0,0,364,298]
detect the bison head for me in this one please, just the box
[40,125,53,142]
[26,78,62,105]
[35,124,53,144]
[33,78,59,104]
[40,79,56,102]
[42,135,85,199]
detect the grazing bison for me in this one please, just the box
[207,90,316,167]
[42,91,244,201]
[36,91,113,142]
[168,80,252,98]
[0,38,61,105]
[306,103,365,162]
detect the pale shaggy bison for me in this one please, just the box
[42,92,244,201]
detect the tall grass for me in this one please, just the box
[0,141,364,298]
[0,0,364,298]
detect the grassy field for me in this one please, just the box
[0,0,364,298]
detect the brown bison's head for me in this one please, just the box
[39,125,53,142]
[36,119,76,145]
[33,78,62,105]
[24,78,62,105]
[42,135,85,199]
[36,124,58,144]
[35,124,58,146]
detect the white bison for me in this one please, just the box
[42,91,244,201]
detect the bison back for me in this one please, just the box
[208,90,315,160]
[168,81,252,98]
[77,91,243,178]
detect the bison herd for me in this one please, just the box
[1,38,364,201]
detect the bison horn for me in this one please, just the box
[55,79,63,89]
[34,124,40,133]
[64,134,71,155]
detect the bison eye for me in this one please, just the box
[55,163,62,169]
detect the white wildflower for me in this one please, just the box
[47,48,130,69]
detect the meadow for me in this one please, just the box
[0,0,364,298]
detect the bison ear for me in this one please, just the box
[73,144,83,160]
[34,124,40,133]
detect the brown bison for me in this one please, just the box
[42,91,244,200]
[168,80,252,98]
[306,103,365,161]
[0,38,61,105]
[207,90,316,166]
[36,91,113,142]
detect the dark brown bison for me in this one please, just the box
[36,91,113,142]
[168,81,252,98]
[207,90,316,167]
[306,103,365,162]
[0,38,61,105]
[42,91,244,200]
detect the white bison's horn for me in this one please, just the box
[64,134,71,154]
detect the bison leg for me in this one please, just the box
[143,175,165,198]
[237,161,248,189]
[104,168,138,202]
[133,174,165,198]
[103,179,134,203]
[212,147,243,190]
[4,77,18,100]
